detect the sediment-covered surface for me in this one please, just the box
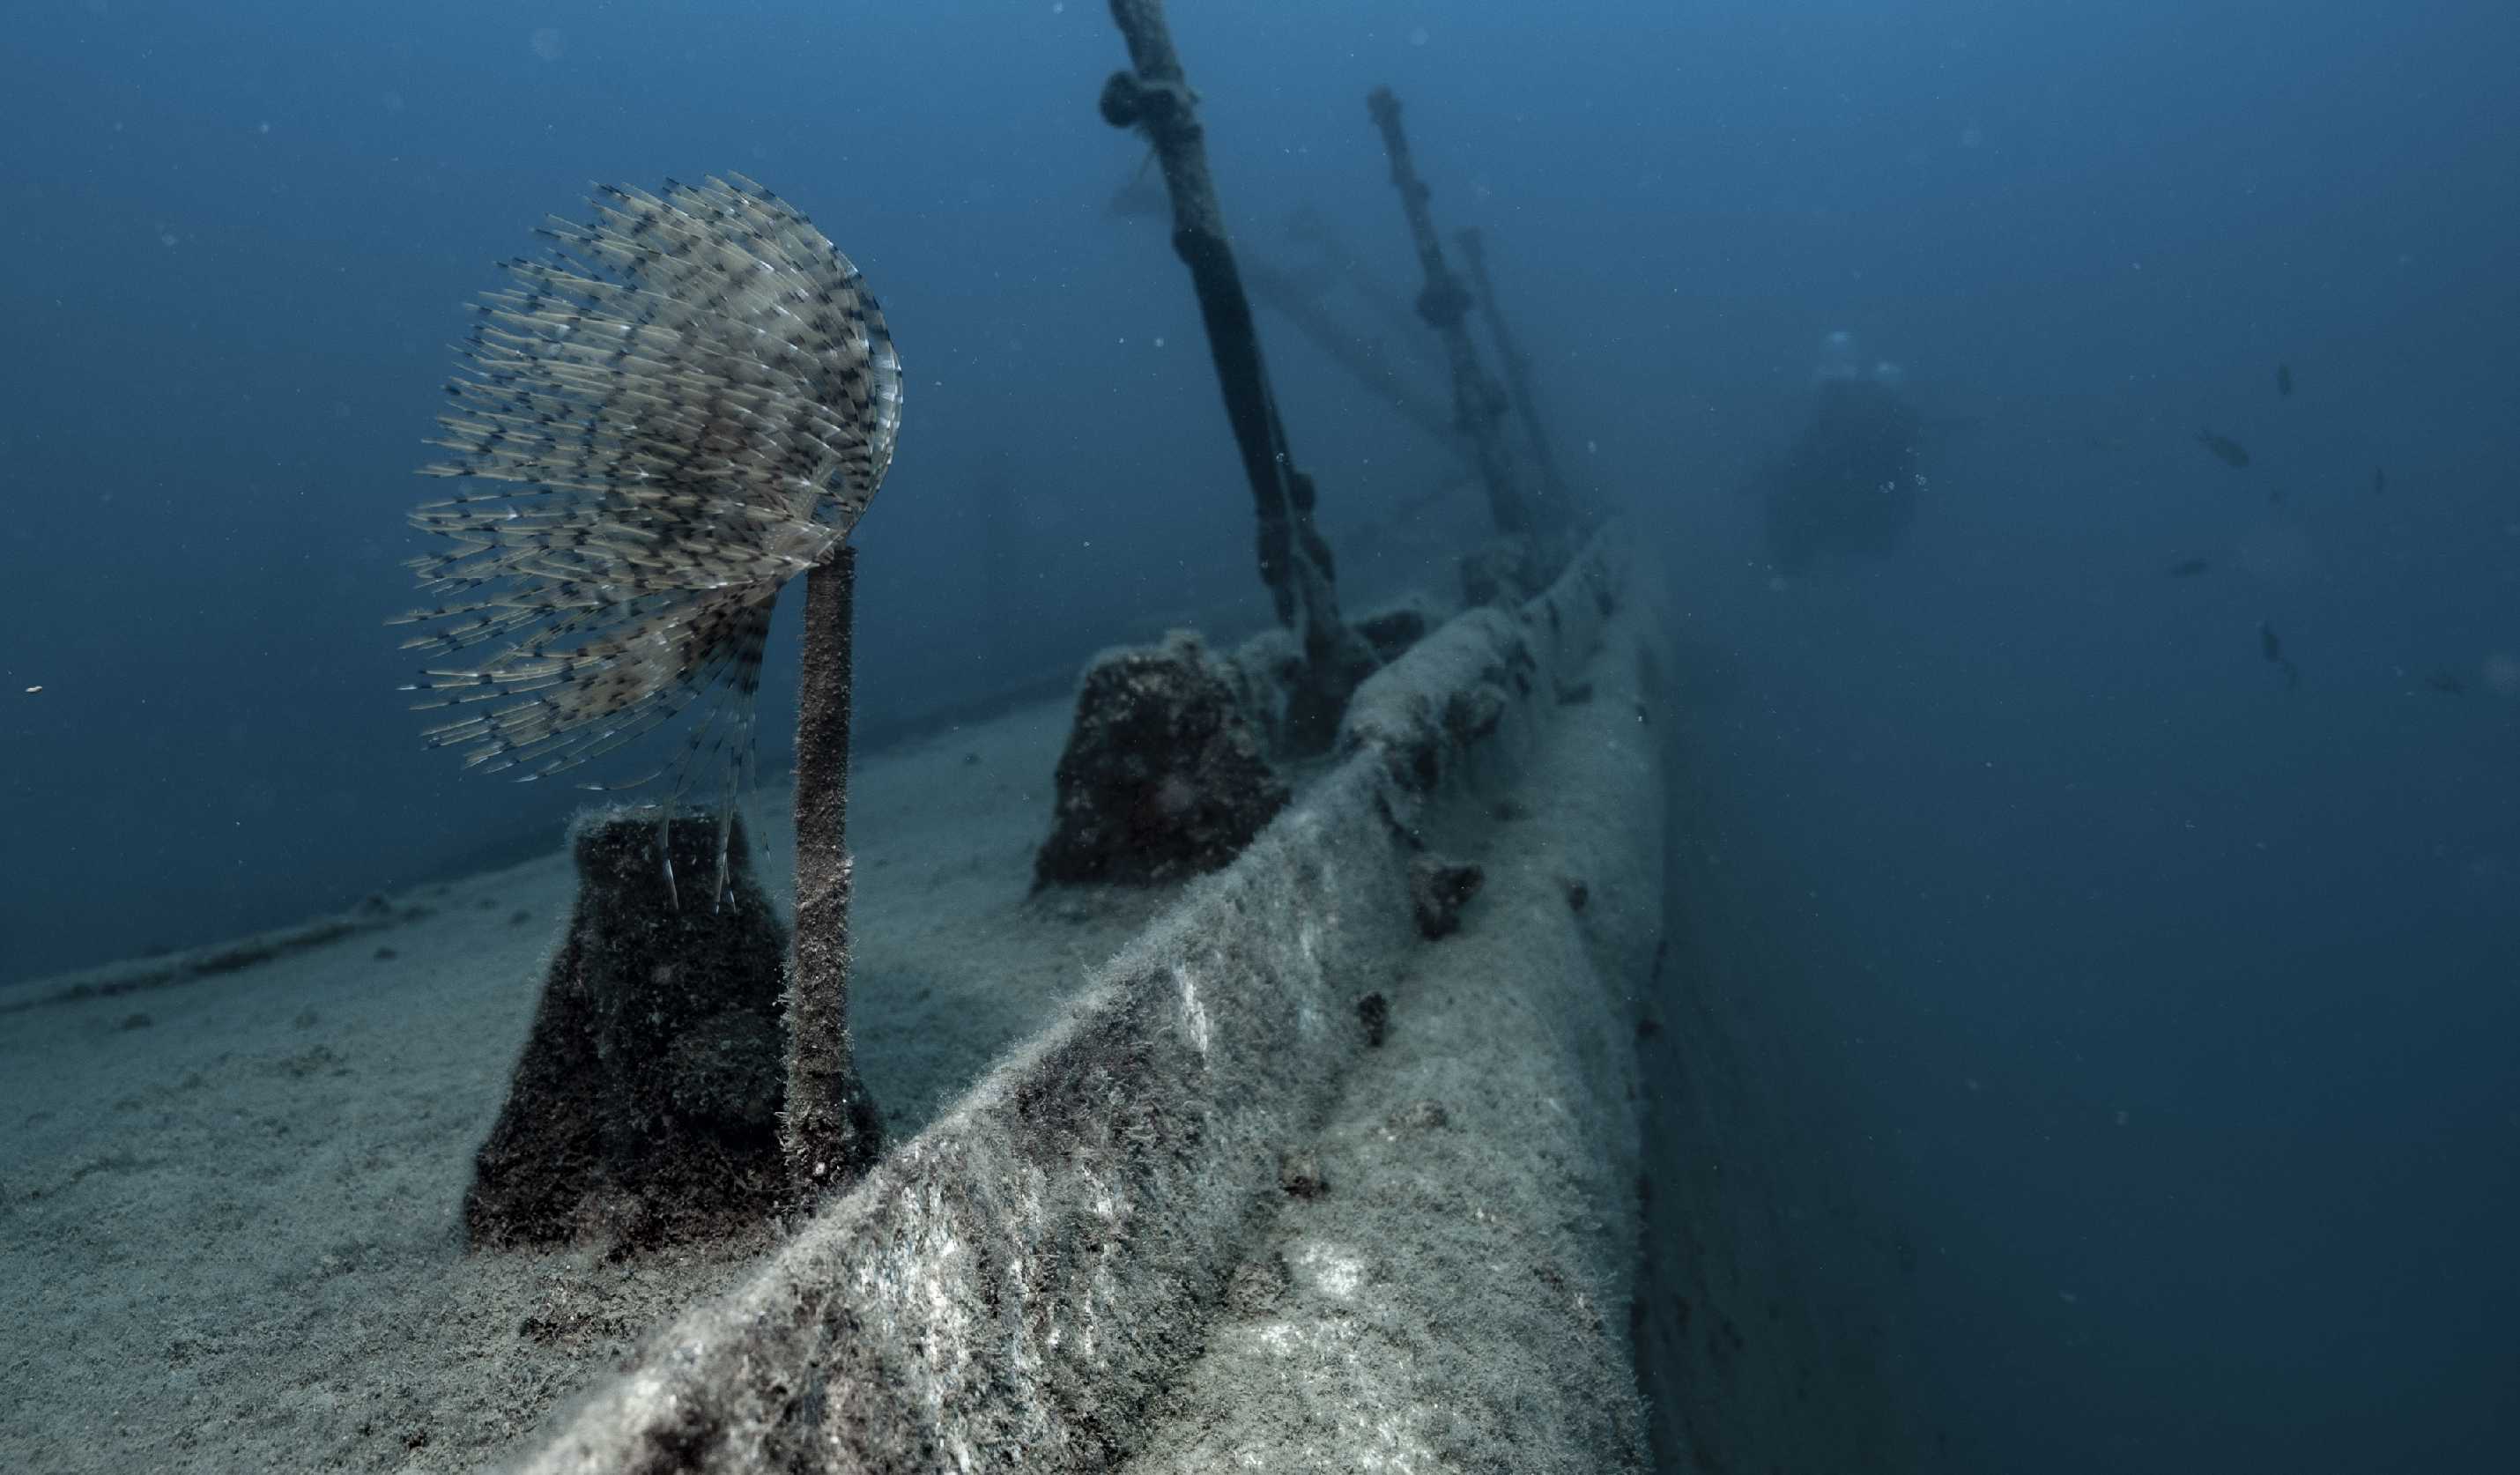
[1114,616,1665,1475]
[0,699,1171,1473]
[3,536,1690,1474]
[515,535,1657,1473]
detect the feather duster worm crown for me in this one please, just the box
[393,174,901,804]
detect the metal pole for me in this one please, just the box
[785,544,883,1204]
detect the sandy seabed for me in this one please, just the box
[0,696,1175,1474]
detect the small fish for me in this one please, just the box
[2198,428,2250,469]
[2276,364,2294,397]
[2268,486,2289,508]
[2425,670,2467,695]
[2372,466,2387,495]
[2260,622,2301,689]
[2167,557,2212,578]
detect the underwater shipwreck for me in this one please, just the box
[0,6,1902,1473]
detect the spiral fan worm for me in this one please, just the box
[393,174,902,874]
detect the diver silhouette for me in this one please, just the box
[1758,331,1923,574]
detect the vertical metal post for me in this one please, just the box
[1456,226,1572,521]
[1365,86,1531,538]
[786,544,883,1204]
[1102,0,1374,748]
